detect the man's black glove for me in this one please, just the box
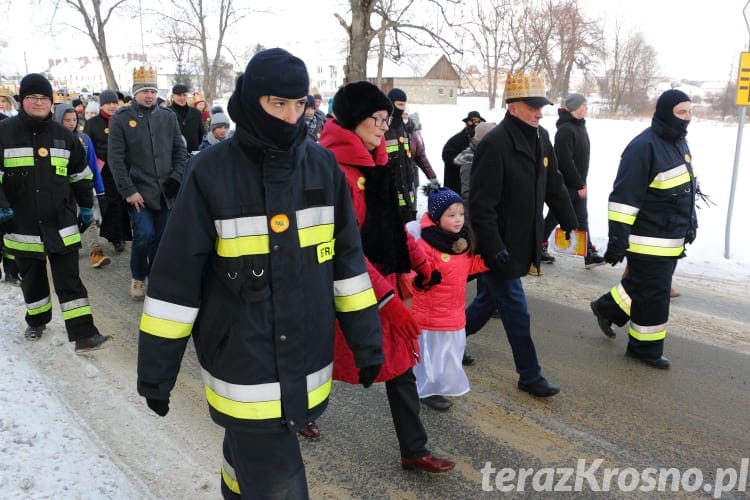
[414,269,441,291]
[485,249,510,270]
[163,178,181,198]
[603,247,625,266]
[685,228,696,245]
[146,398,170,417]
[358,364,382,388]
[0,207,14,233]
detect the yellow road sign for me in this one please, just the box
[736,52,750,105]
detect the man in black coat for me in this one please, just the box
[542,93,605,268]
[168,84,205,153]
[465,72,577,398]
[441,110,484,193]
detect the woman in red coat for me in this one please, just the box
[315,81,454,473]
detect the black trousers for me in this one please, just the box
[443,162,461,194]
[16,251,98,342]
[593,257,676,358]
[221,428,308,500]
[386,368,429,460]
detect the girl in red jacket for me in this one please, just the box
[410,185,488,411]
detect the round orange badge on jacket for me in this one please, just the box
[129,120,137,128]
[37,147,49,158]
[270,214,290,233]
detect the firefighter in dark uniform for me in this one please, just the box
[0,73,110,352]
[385,88,418,224]
[136,49,384,499]
[590,89,697,369]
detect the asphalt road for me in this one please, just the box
[37,247,750,498]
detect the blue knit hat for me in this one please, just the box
[427,187,463,222]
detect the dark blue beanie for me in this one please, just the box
[387,88,407,103]
[428,187,463,222]
[241,48,309,101]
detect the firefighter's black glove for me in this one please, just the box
[146,398,170,417]
[414,269,441,291]
[358,364,382,388]
[163,178,181,199]
[603,248,625,266]
[685,228,696,245]
[485,249,510,270]
[0,207,14,233]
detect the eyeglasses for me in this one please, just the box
[24,95,51,104]
[368,115,392,127]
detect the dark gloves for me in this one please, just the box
[603,247,625,266]
[146,398,170,417]
[378,294,420,341]
[428,178,441,190]
[163,177,181,198]
[485,249,510,270]
[685,228,696,245]
[0,207,14,233]
[358,364,382,388]
[77,207,94,232]
[414,269,441,291]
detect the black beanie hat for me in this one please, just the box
[72,98,83,108]
[241,48,309,101]
[333,81,393,131]
[655,89,690,122]
[427,187,464,223]
[387,87,407,103]
[99,89,119,105]
[19,73,53,100]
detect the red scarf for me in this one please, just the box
[100,109,112,127]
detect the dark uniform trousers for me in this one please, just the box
[386,368,429,460]
[16,251,98,341]
[593,257,677,358]
[221,428,308,500]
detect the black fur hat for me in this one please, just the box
[333,81,393,131]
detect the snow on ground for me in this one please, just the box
[1,96,748,497]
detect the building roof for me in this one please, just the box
[423,55,459,81]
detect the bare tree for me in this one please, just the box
[530,0,602,101]
[463,0,513,109]
[335,0,463,83]
[48,0,130,90]
[154,0,248,104]
[335,0,379,82]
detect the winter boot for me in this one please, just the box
[540,242,555,264]
[24,325,46,340]
[90,247,111,268]
[584,248,605,269]
[130,279,146,300]
[528,263,543,276]
[75,333,111,353]
[113,241,125,253]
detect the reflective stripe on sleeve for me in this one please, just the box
[59,225,81,247]
[608,202,639,225]
[334,273,377,312]
[140,296,198,339]
[628,235,684,257]
[3,233,45,253]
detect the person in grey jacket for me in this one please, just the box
[108,66,186,299]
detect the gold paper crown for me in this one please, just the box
[504,70,547,100]
[133,65,157,86]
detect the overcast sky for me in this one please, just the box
[1,0,747,83]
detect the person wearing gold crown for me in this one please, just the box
[108,65,186,299]
[465,70,577,397]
